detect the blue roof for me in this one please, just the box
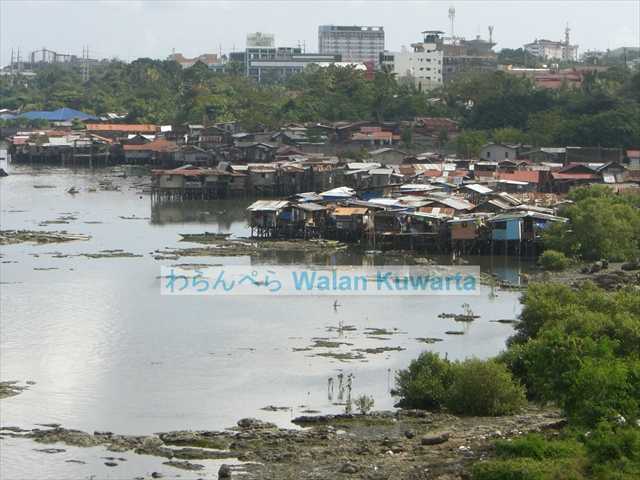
[20,107,98,122]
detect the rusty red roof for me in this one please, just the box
[123,138,178,152]
[497,171,541,184]
[86,123,158,133]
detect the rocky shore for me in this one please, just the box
[0,406,564,479]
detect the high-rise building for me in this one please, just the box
[318,25,385,66]
[381,31,444,91]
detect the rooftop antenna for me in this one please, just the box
[448,6,456,39]
[488,25,494,45]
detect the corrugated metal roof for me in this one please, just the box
[320,187,356,198]
[347,162,381,170]
[295,202,327,212]
[464,183,493,194]
[427,196,475,211]
[247,200,289,212]
[399,183,441,192]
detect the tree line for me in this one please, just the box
[1,59,639,149]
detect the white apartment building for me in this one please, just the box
[318,25,385,66]
[524,39,578,61]
[383,31,444,91]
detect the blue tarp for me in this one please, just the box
[20,108,98,122]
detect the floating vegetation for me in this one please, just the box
[81,249,143,259]
[354,346,405,354]
[326,324,357,332]
[364,327,406,336]
[415,337,444,344]
[310,339,354,349]
[312,351,366,362]
[0,230,90,245]
[155,237,350,259]
[0,381,29,399]
[179,232,233,243]
[260,405,290,412]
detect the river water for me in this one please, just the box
[0,158,531,479]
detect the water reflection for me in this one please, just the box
[150,199,252,231]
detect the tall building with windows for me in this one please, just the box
[381,31,444,91]
[318,25,385,66]
[243,32,341,83]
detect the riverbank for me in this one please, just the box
[1,406,564,480]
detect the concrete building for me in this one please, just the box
[381,31,444,91]
[524,39,578,61]
[318,25,385,66]
[243,32,341,83]
[442,35,497,82]
[524,28,578,61]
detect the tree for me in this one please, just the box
[456,130,487,157]
[543,187,640,261]
[401,126,413,147]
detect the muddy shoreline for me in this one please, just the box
[0,406,564,479]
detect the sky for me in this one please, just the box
[1,0,639,65]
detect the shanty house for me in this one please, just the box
[246,164,278,195]
[331,207,368,237]
[123,138,179,165]
[480,143,522,161]
[489,211,566,242]
[368,148,407,165]
[247,200,289,236]
[627,150,640,170]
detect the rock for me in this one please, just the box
[340,462,359,474]
[421,432,450,445]
[404,430,415,439]
[237,418,276,430]
[621,260,640,271]
[34,448,66,454]
[142,436,164,449]
[163,460,205,471]
[218,463,232,478]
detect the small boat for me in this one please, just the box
[66,186,79,194]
